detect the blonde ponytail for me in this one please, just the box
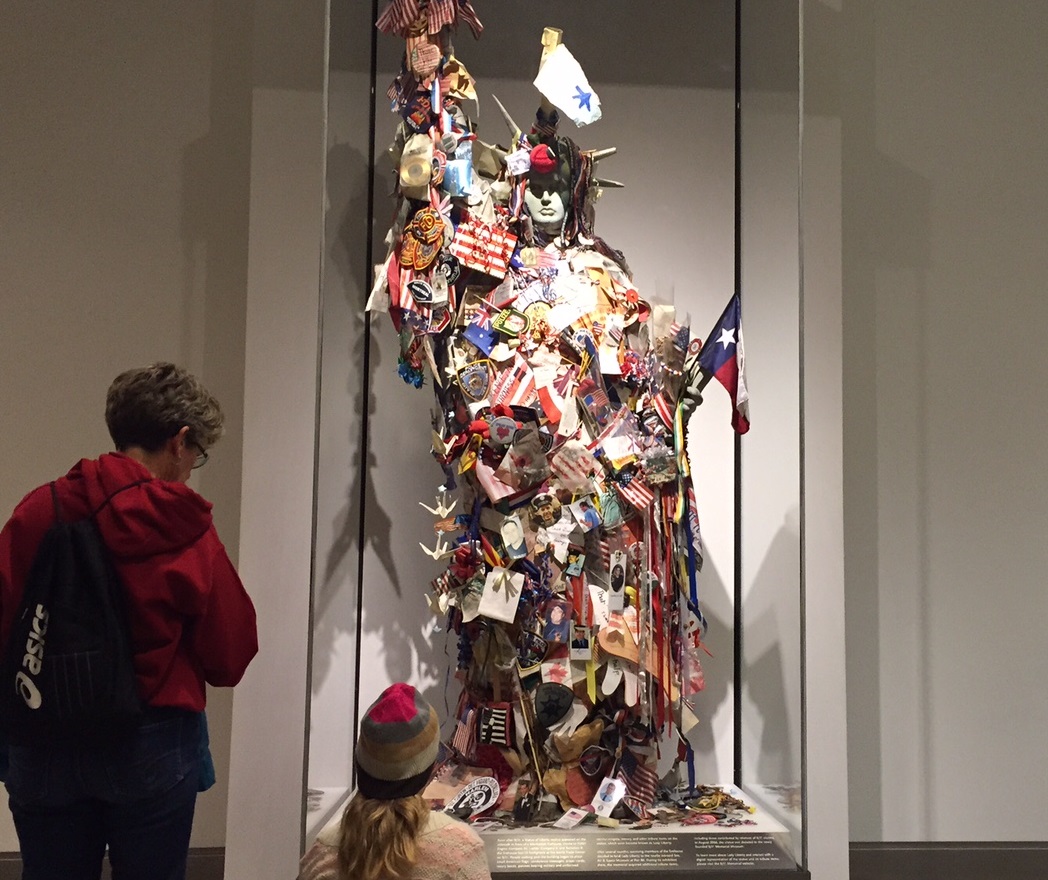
[336,792,431,880]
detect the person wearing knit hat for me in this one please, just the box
[355,682,441,800]
[298,684,491,880]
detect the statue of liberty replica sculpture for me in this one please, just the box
[367,0,746,821]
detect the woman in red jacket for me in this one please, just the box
[0,362,258,880]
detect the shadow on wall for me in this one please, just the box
[742,511,802,786]
[318,141,395,613]
[309,138,447,701]
[310,140,375,696]
[178,0,253,558]
[684,553,734,781]
[355,309,455,704]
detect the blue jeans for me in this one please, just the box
[5,708,200,880]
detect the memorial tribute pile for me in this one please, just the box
[367,0,749,825]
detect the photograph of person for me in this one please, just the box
[565,546,585,576]
[500,514,528,559]
[542,600,571,643]
[570,625,591,660]
[570,496,601,532]
[607,551,627,613]
[591,777,626,817]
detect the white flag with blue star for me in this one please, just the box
[533,43,602,126]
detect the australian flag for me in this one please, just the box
[697,293,750,434]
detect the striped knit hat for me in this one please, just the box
[355,683,440,800]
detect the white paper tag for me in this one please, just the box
[591,776,626,817]
[587,583,610,626]
[505,148,532,175]
[478,567,524,623]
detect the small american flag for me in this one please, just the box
[580,380,609,411]
[616,748,659,806]
[653,392,675,428]
[622,796,651,820]
[597,537,611,571]
[376,0,417,36]
[452,706,476,760]
[670,322,690,352]
[616,474,655,511]
[449,215,517,280]
[477,704,512,747]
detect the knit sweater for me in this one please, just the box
[298,810,491,880]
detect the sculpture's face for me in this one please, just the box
[525,180,567,233]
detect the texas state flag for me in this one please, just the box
[697,293,750,434]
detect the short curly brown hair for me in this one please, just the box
[105,362,224,453]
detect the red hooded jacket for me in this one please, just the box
[0,453,258,711]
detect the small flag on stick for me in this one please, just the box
[697,294,750,434]
[532,44,602,126]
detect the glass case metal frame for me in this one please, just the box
[303,2,807,876]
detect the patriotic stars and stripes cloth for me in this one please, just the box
[449,214,518,280]
[490,354,537,408]
[615,471,655,511]
[697,293,750,434]
[376,0,483,39]
[616,748,660,807]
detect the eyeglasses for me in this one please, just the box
[191,443,209,469]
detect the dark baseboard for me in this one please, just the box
[0,846,224,880]
[3,842,1046,878]
[851,841,1048,880]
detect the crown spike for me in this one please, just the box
[490,94,522,143]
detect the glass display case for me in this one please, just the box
[303,1,807,875]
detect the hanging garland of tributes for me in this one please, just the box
[368,0,751,826]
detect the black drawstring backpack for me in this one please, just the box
[0,481,144,745]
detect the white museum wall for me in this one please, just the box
[738,1,804,803]
[0,1,252,851]
[221,4,329,879]
[840,0,1048,841]
[224,82,326,880]
[801,3,849,876]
